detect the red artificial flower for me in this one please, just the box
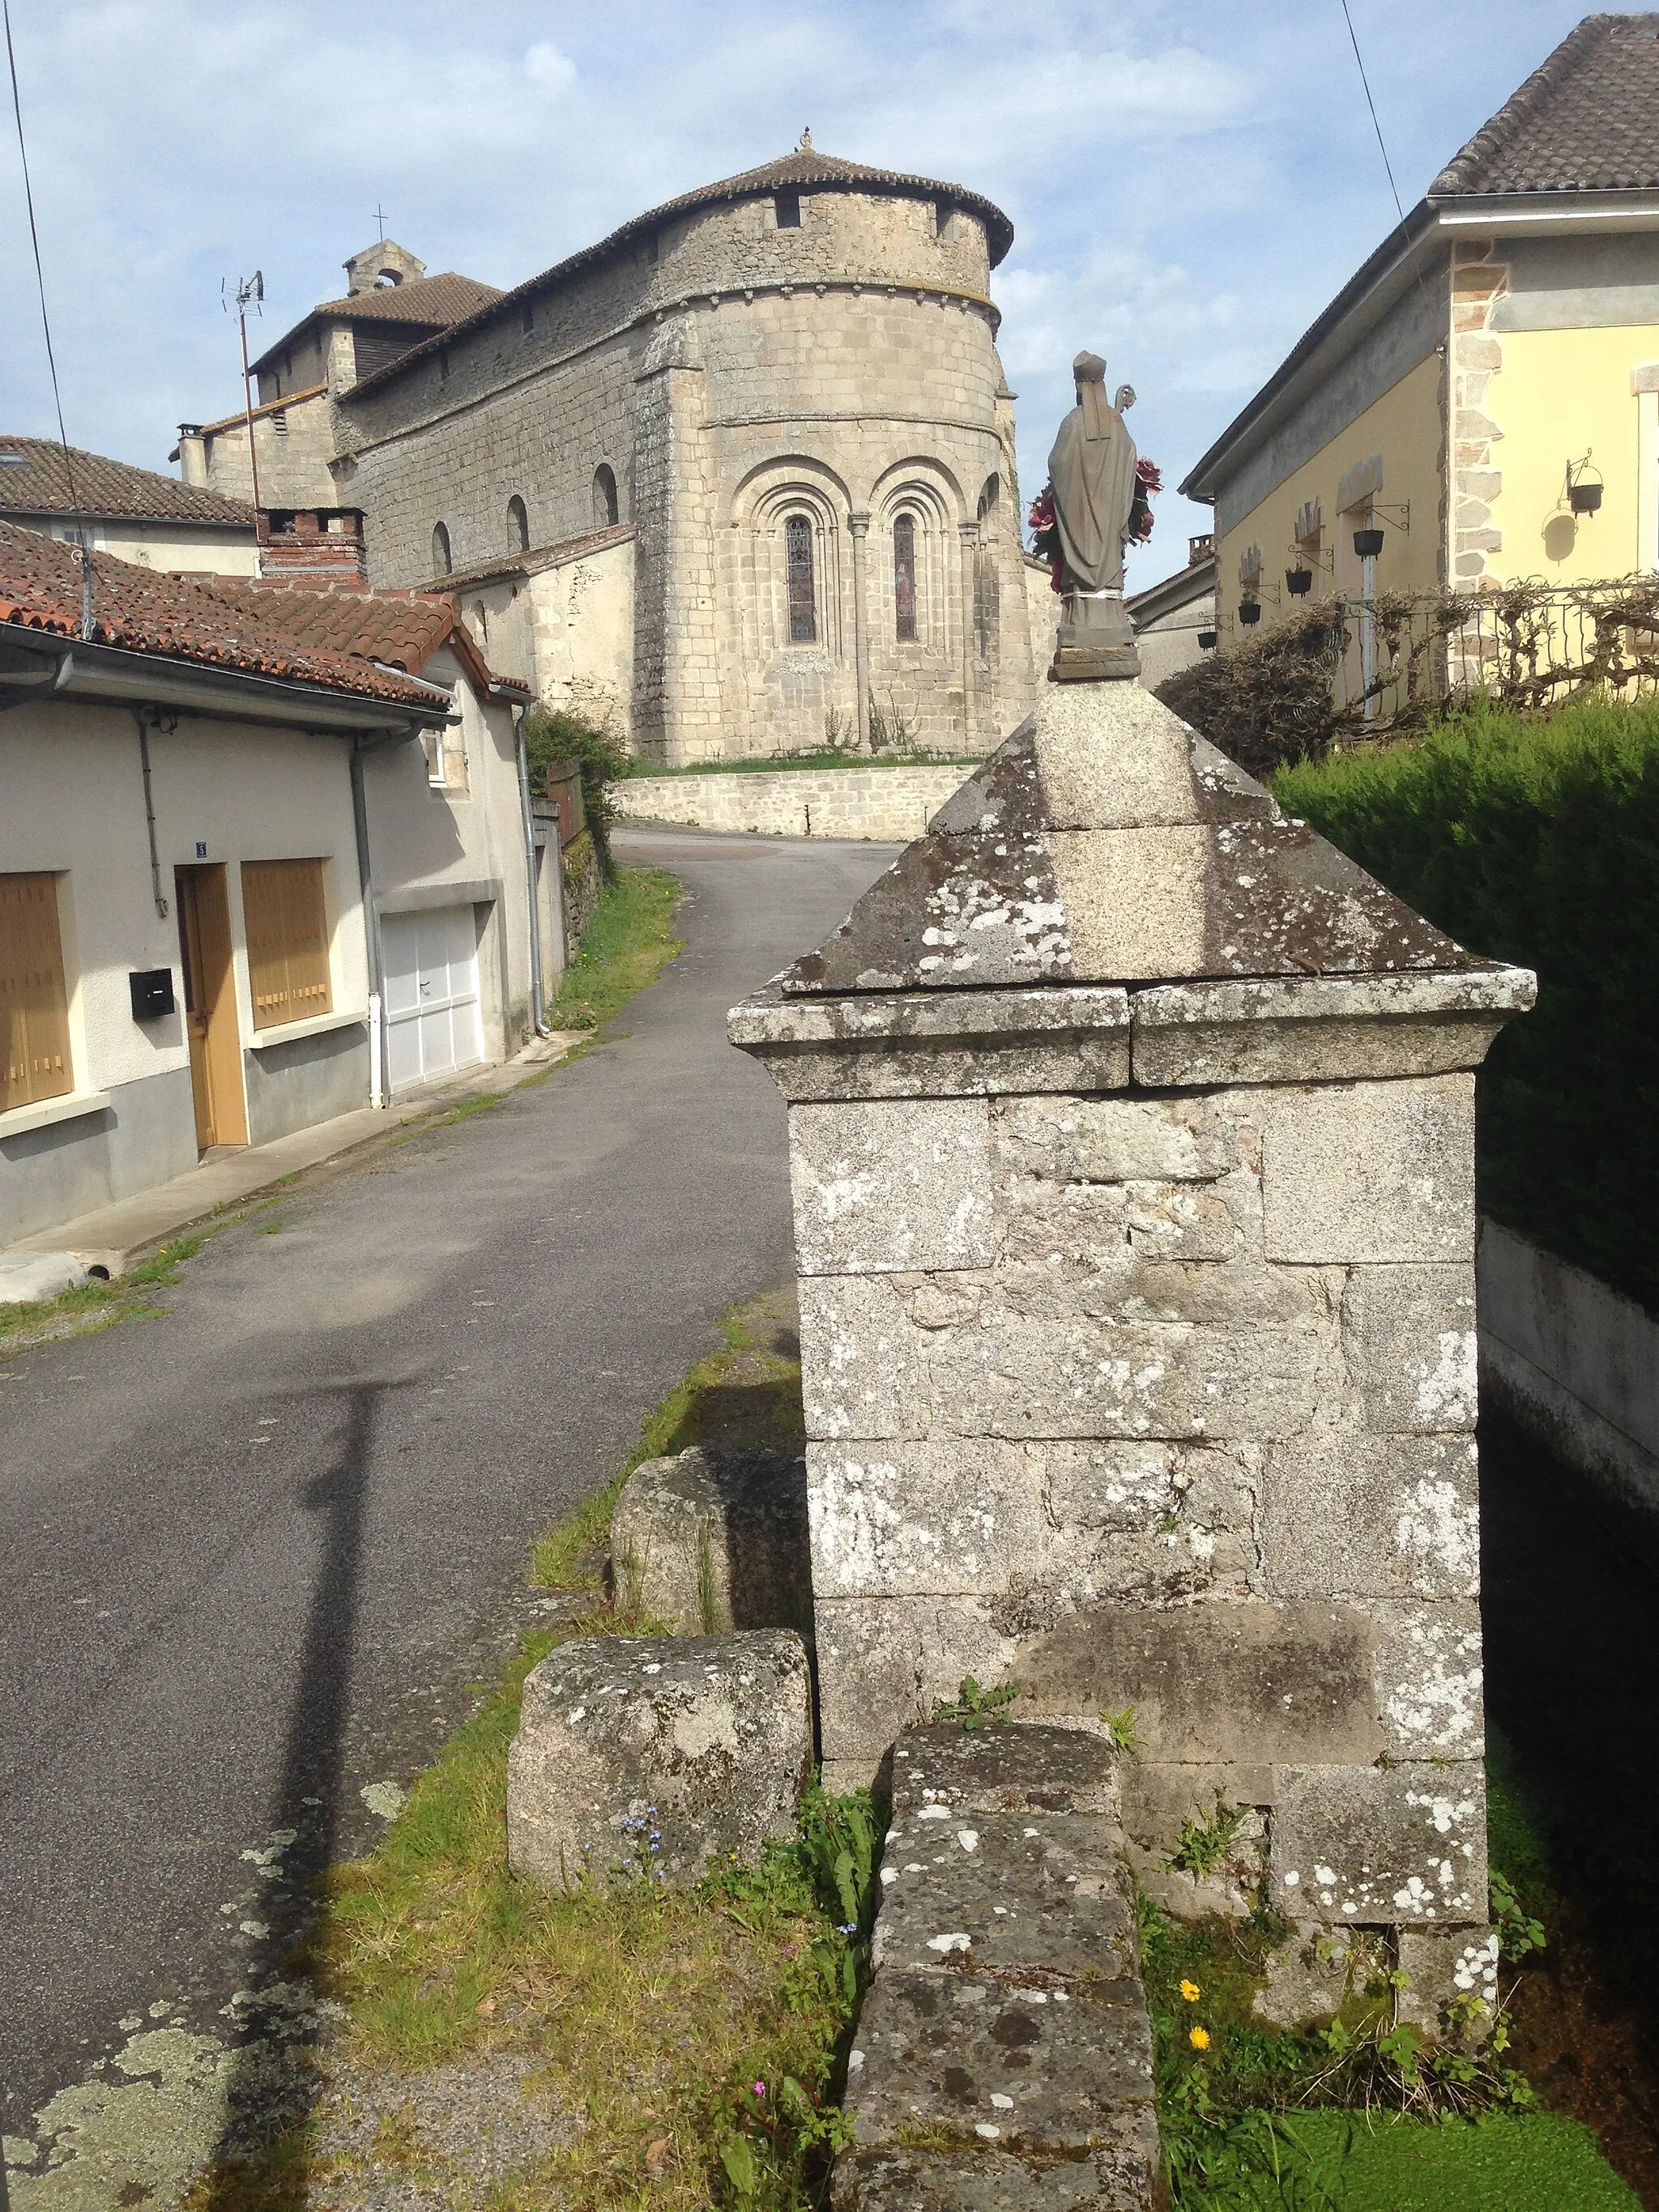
[1136,458,1163,494]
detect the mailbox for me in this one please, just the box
[129,968,177,1021]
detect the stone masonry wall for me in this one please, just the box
[613,764,975,841]
[790,1078,1488,1927]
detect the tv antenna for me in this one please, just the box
[223,270,265,514]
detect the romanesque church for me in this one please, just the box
[174,143,1045,765]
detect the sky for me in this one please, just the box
[0,0,1605,590]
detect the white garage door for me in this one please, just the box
[382,905,484,1089]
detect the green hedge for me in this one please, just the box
[1273,696,1659,1312]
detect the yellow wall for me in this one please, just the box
[1215,352,1443,647]
[1486,324,1659,583]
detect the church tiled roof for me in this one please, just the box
[248,272,503,378]
[347,144,1015,397]
[1430,13,1659,197]
[295,272,504,328]
[0,521,445,708]
[0,437,255,526]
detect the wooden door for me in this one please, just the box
[175,866,247,1151]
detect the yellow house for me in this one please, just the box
[1182,13,1659,649]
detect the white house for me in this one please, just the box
[1,436,260,576]
[0,523,557,1247]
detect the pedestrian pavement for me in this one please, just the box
[2,1031,586,1298]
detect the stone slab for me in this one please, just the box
[1270,1762,1488,1924]
[506,1632,811,1890]
[832,2146,1153,2212]
[789,1099,995,1275]
[889,1724,1121,1818]
[992,1093,1237,1183]
[814,1596,1016,1770]
[1260,1432,1480,1600]
[1032,677,1196,829]
[1260,1076,1477,1264]
[727,985,1130,1103]
[610,1446,811,1634]
[845,1970,1156,2158]
[872,1810,1137,1983]
[1129,970,1533,1089]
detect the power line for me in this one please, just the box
[4,0,93,636]
[1339,0,1405,224]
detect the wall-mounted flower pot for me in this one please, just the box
[1197,629,1218,651]
[1286,567,1314,596]
[1352,527,1385,559]
[1569,482,1603,515]
[1239,600,1261,626]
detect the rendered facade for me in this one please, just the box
[1182,15,1659,647]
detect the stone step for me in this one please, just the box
[835,1724,1158,2211]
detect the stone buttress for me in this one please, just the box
[729,679,1533,1964]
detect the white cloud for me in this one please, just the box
[0,0,1597,588]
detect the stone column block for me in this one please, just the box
[1341,1264,1478,1431]
[1368,1601,1484,1759]
[1261,1432,1480,1599]
[1270,1762,1487,1923]
[808,1439,1045,1597]
[789,1097,995,1274]
[1260,1076,1476,1262]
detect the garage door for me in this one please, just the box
[382,905,484,1089]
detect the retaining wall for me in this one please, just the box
[612,763,975,842]
[1478,1217,1659,1532]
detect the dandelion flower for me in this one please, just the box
[1188,2026,1210,2051]
[1179,1980,1201,2002]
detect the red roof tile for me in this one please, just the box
[0,521,444,710]
[0,437,256,526]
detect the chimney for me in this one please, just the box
[255,509,369,590]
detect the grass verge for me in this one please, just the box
[190,1287,861,2212]
[0,1232,207,1353]
[548,866,681,1032]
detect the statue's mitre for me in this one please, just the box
[1073,351,1107,383]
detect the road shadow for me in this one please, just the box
[201,1375,404,2201]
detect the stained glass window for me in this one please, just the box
[786,514,816,643]
[893,514,917,642]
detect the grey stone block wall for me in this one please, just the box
[733,680,1534,1954]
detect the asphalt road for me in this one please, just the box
[0,826,893,2145]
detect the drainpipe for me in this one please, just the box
[515,712,552,1038]
[132,708,170,920]
[349,737,388,1108]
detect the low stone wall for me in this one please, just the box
[613,765,975,842]
[1478,1217,1659,1532]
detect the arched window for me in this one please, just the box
[593,463,618,529]
[785,514,816,643]
[893,514,918,642]
[432,521,452,576]
[978,474,1000,522]
[507,495,529,552]
[976,475,1001,658]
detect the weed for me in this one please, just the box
[430,1092,505,1129]
[1490,1869,1548,1963]
[1168,1798,1249,1884]
[930,1675,1018,1730]
[547,867,681,1033]
[0,1231,208,1349]
[1100,1703,1144,1753]
[865,688,919,752]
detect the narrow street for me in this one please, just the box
[0,828,893,2150]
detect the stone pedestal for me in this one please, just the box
[730,678,1533,1955]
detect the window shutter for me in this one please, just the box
[0,872,74,1110]
[241,859,333,1030]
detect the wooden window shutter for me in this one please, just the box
[241,859,333,1030]
[0,872,75,1111]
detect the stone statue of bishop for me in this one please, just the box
[1047,351,1141,680]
